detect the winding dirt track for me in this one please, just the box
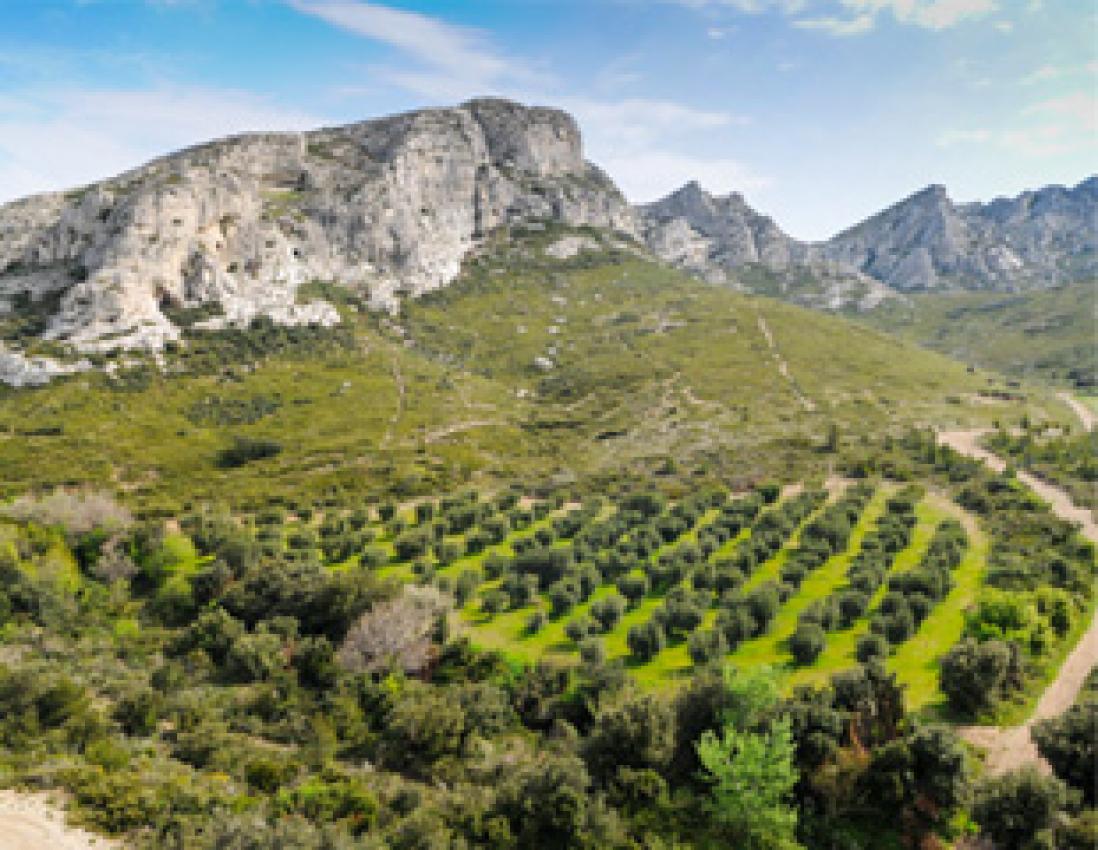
[940,396,1098,775]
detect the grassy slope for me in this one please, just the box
[888,493,988,712]
[728,488,889,670]
[0,229,1054,513]
[854,282,1095,389]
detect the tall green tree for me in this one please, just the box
[696,667,802,850]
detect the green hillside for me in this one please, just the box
[854,282,1095,389]
[0,228,1059,515]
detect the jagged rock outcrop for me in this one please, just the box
[825,178,1098,290]
[642,177,1098,298]
[0,98,637,360]
[640,181,805,280]
[639,181,895,310]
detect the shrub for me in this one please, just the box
[216,436,282,468]
[590,594,626,632]
[972,767,1067,850]
[940,638,1023,716]
[338,586,451,674]
[579,638,605,664]
[1032,701,1097,803]
[525,611,546,635]
[616,574,649,607]
[789,623,826,665]
[565,616,595,644]
[687,628,727,665]
[856,633,888,663]
[627,620,665,662]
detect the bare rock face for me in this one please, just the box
[823,179,1098,290]
[638,181,890,309]
[640,181,806,276]
[640,177,1098,303]
[0,98,637,363]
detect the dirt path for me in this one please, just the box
[1057,391,1096,432]
[381,351,406,448]
[938,430,1098,542]
[755,314,816,412]
[939,403,1098,775]
[0,791,117,850]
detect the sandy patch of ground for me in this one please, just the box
[0,791,117,850]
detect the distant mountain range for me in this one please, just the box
[0,97,1093,385]
[640,176,1097,301]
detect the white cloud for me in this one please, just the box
[688,0,1000,34]
[287,1,764,203]
[679,0,807,12]
[0,86,323,203]
[1021,64,1060,85]
[793,13,874,34]
[1025,90,1098,133]
[993,19,1013,32]
[288,0,540,90]
[939,90,1098,159]
[1001,124,1074,157]
[936,128,992,146]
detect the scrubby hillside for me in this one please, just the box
[855,282,1095,389]
[0,229,1060,514]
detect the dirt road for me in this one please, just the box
[938,429,1098,542]
[939,400,1098,775]
[0,791,116,850]
[1057,391,1096,432]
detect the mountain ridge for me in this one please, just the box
[0,96,1093,385]
[642,176,1097,299]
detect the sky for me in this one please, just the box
[0,0,1094,240]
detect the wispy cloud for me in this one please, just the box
[683,0,999,35]
[1024,90,1098,133]
[599,150,770,202]
[936,90,1097,158]
[936,128,991,147]
[1021,64,1060,85]
[793,13,873,35]
[288,0,542,90]
[288,0,765,202]
[0,85,322,203]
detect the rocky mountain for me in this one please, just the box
[638,182,895,311]
[0,98,635,383]
[0,95,1093,386]
[823,178,1098,290]
[641,177,1098,298]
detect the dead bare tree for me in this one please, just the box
[338,585,452,675]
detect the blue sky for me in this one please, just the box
[0,0,1094,239]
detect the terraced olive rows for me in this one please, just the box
[309,482,986,706]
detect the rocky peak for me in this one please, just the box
[0,98,637,377]
[639,181,804,280]
[822,178,1098,290]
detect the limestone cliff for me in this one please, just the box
[0,98,636,365]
